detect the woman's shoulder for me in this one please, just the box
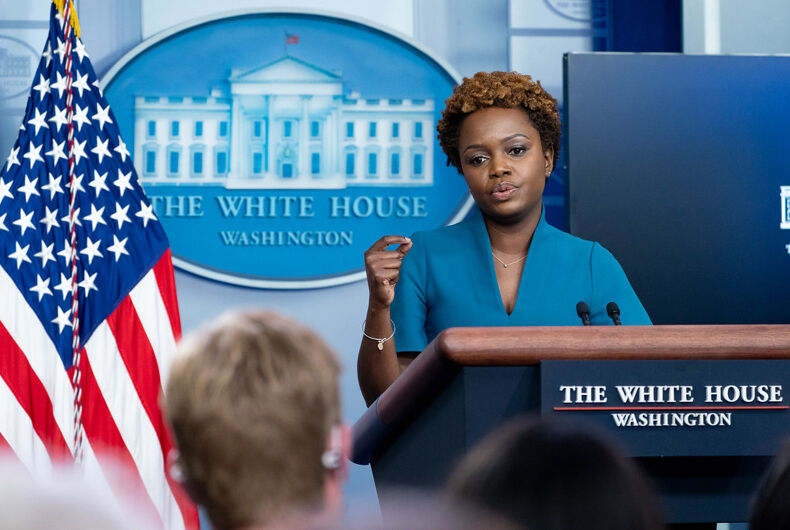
[541,224,628,278]
[539,221,597,255]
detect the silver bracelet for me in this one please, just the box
[363,320,395,351]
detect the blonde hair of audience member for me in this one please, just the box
[165,310,346,530]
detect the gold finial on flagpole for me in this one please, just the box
[52,0,81,38]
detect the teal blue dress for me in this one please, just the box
[391,207,651,353]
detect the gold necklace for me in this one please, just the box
[491,250,527,268]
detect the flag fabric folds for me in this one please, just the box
[0,3,198,529]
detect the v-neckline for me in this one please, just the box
[472,207,546,318]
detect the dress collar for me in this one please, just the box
[466,204,547,316]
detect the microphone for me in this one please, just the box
[606,302,622,325]
[576,301,591,326]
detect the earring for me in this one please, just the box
[170,461,185,483]
[168,449,185,483]
[321,425,343,470]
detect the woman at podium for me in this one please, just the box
[358,71,650,405]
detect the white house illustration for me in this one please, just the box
[133,56,434,188]
[782,186,790,229]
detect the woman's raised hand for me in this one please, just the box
[364,235,412,309]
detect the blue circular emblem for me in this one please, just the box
[103,10,471,288]
[544,0,592,22]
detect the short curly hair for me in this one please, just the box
[437,71,561,173]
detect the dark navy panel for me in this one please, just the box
[592,0,682,52]
[565,53,790,324]
[542,360,790,457]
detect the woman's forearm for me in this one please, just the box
[357,302,400,406]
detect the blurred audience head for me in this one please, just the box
[750,438,790,530]
[165,310,345,529]
[331,488,521,530]
[446,416,664,530]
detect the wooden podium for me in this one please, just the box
[351,325,790,524]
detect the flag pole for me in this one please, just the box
[53,0,84,464]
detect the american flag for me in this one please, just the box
[285,32,300,45]
[0,3,197,528]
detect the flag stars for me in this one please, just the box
[72,104,91,132]
[52,305,73,334]
[27,108,48,135]
[46,139,67,165]
[136,201,157,227]
[61,207,82,228]
[68,173,85,195]
[18,175,40,203]
[114,137,129,162]
[40,206,59,234]
[54,272,74,300]
[42,41,52,67]
[71,139,88,166]
[78,272,99,298]
[5,146,20,169]
[91,137,111,165]
[33,240,56,268]
[8,241,32,269]
[32,74,50,100]
[84,204,107,231]
[41,174,64,199]
[72,71,90,98]
[92,104,113,131]
[54,37,67,63]
[13,208,35,236]
[107,235,129,262]
[74,39,88,63]
[110,203,131,230]
[79,271,98,297]
[49,106,68,132]
[30,274,53,302]
[114,170,134,197]
[22,142,44,168]
[57,240,76,265]
[51,71,68,98]
[89,170,109,196]
[0,177,13,204]
[0,213,7,232]
[92,79,104,98]
[80,237,103,265]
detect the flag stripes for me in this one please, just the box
[0,324,71,459]
[152,248,182,340]
[0,375,53,473]
[85,324,185,528]
[0,265,75,454]
[128,268,178,385]
[76,346,165,528]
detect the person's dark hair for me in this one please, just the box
[446,417,664,530]
[436,71,561,173]
[750,439,790,529]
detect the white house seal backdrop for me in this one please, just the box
[103,11,471,289]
